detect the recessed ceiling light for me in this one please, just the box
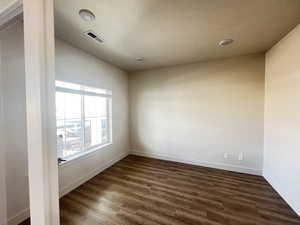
[79,9,95,22]
[136,57,145,62]
[219,39,234,47]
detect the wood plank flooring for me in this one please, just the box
[20,155,300,225]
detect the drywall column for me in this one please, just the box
[23,0,60,224]
[264,24,300,215]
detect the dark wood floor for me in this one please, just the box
[21,155,300,225]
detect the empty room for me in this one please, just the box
[0,0,300,225]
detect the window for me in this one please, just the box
[56,81,112,160]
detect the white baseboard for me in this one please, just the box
[131,150,262,176]
[7,207,29,225]
[60,152,129,197]
[7,151,129,225]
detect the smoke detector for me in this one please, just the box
[83,30,104,44]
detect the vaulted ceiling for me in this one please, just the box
[54,0,300,71]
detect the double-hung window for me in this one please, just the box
[55,81,112,160]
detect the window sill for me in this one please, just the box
[58,142,112,168]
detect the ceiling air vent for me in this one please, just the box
[83,30,104,44]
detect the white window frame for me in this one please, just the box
[56,81,113,162]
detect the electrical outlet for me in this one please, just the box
[238,153,244,161]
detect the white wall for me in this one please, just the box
[0,21,29,225]
[264,24,300,216]
[0,21,129,225]
[130,54,265,175]
[55,39,129,196]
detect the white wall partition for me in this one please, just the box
[264,24,300,216]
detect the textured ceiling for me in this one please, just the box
[54,0,300,71]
